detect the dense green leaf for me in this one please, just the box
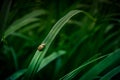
[79,49,120,80]
[1,1,120,80]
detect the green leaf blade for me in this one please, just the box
[24,10,95,79]
[79,49,120,80]
[59,54,107,80]
[100,65,120,80]
[3,10,46,38]
[37,50,66,72]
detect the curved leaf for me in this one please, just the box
[79,49,120,80]
[24,10,95,79]
[3,10,46,38]
[59,54,107,80]
[100,65,120,80]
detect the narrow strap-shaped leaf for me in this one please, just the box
[24,10,95,79]
[59,54,107,80]
[79,49,120,80]
[3,10,46,39]
[10,47,18,70]
[37,50,66,72]
[7,51,65,80]
[6,69,27,80]
[100,65,120,80]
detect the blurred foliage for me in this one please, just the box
[0,0,120,80]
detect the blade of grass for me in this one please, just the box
[7,50,65,80]
[1,0,12,28]
[10,32,33,41]
[37,50,66,72]
[4,18,38,39]
[99,30,120,49]
[3,10,46,39]
[79,49,120,80]
[24,10,95,79]
[19,23,40,33]
[59,54,108,80]
[10,47,19,70]
[6,69,27,80]
[100,65,120,80]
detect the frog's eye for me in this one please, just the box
[38,43,45,51]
